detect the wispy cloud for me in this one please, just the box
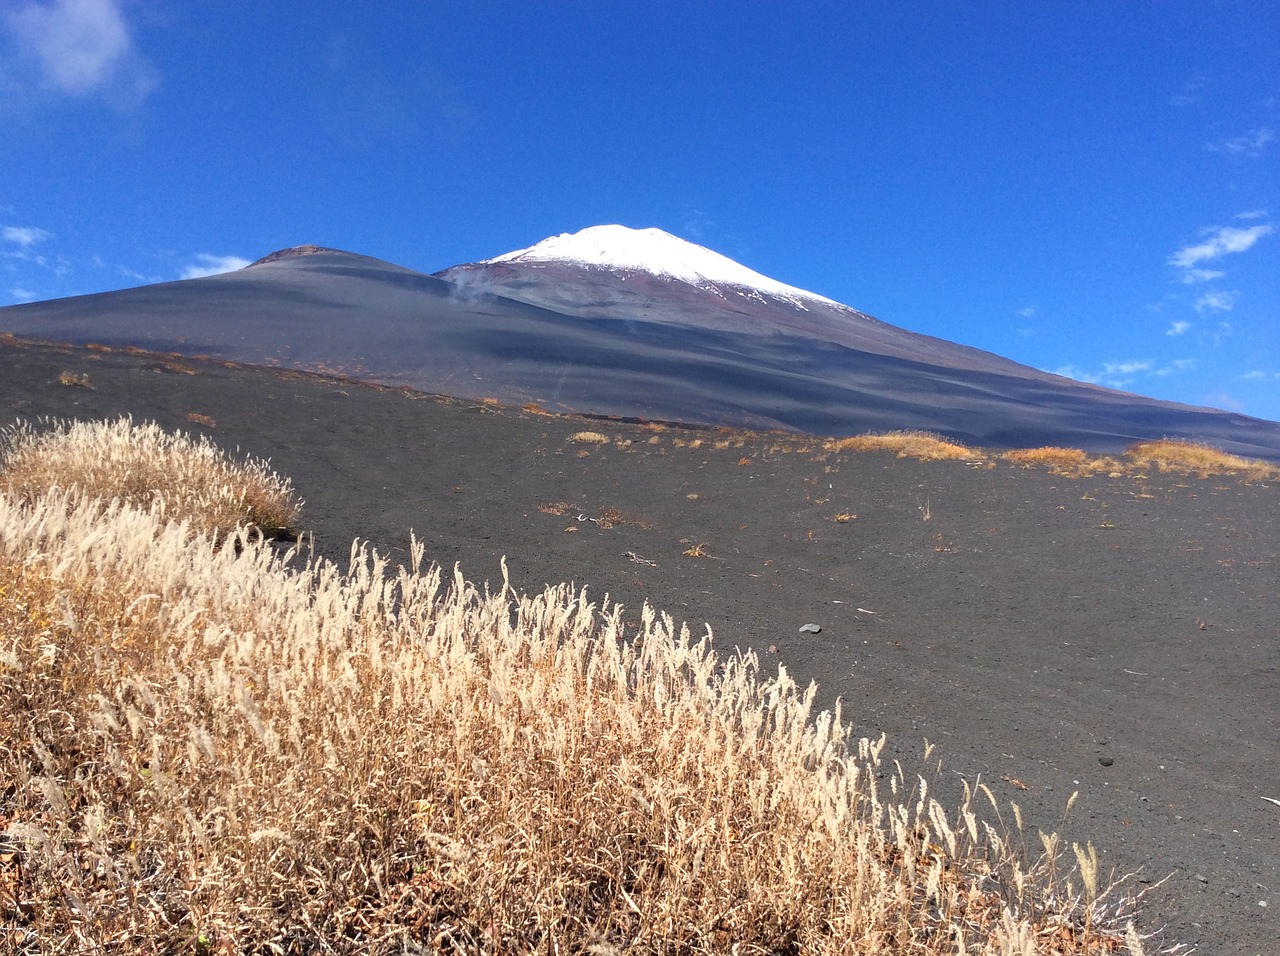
[1169,72,1208,107]
[1194,290,1237,313]
[1242,370,1274,381]
[1166,320,1190,336]
[1052,364,1101,385]
[1177,267,1225,284]
[1168,222,1273,282]
[180,254,250,280]
[1103,360,1154,376]
[1207,127,1274,157]
[1015,306,1035,318]
[9,287,37,303]
[2,0,157,107]
[1056,358,1198,388]
[2,225,51,247]
[1153,358,1197,377]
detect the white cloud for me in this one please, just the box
[1015,306,1035,318]
[2,225,51,246]
[180,254,251,280]
[1178,267,1225,284]
[1194,290,1237,313]
[10,287,37,302]
[3,0,156,106]
[1242,370,1268,381]
[1234,209,1268,221]
[1103,360,1154,376]
[1208,127,1274,157]
[1166,320,1190,336]
[1169,223,1273,271]
[1052,364,1101,384]
[1153,358,1197,377]
[1168,222,1273,283]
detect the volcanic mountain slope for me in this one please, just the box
[2,225,1279,458]
[439,225,1065,378]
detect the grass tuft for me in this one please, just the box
[56,370,91,388]
[567,430,611,444]
[1124,439,1279,479]
[825,429,977,461]
[0,416,300,537]
[1002,447,1125,478]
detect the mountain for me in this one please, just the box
[2,225,1279,459]
[439,225,1071,379]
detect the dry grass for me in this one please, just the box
[0,416,300,538]
[1002,448,1125,478]
[567,430,611,445]
[1124,439,1279,479]
[825,430,978,461]
[0,419,1148,953]
[56,371,91,388]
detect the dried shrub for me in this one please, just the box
[1124,439,1279,479]
[567,430,611,445]
[1004,446,1089,468]
[825,430,977,461]
[56,371,91,388]
[0,416,299,537]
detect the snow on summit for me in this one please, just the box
[485,225,840,307]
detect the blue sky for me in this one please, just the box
[3,1,1278,422]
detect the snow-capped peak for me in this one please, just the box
[483,224,840,308]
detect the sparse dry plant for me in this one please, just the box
[1124,439,1279,480]
[0,416,299,537]
[56,370,91,388]
[567,430,611,444]
[826,430,978,461]
[1004,446,1089,469]
[1001,447,1125,478]
[0,422,1143,953]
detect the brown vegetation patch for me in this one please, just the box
[567,430,611,445]
[0,416,299,537]
[1124,439,1279,480]
[1002,447,1125,478]
[56,370,91,388]
[825,430,978,461]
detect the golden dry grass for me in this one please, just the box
[567,430,612,444]
[0,419,1150,953]
[56,370,91,388]
[1124,439,1280,479]
[0,416,300,537]
[825,430,978,461]
[1001,448,1125,478]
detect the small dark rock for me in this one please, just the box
[1098,756,1114,767]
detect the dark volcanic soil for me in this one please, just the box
[3,338,1277,953]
